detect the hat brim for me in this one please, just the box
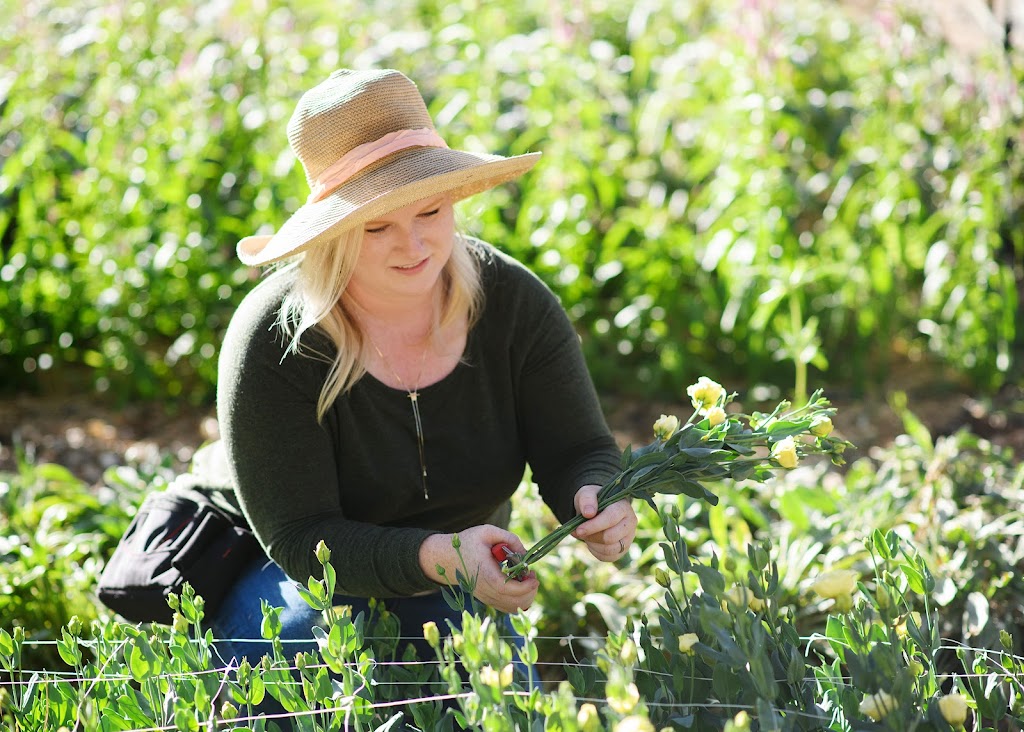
[238,146,540,266]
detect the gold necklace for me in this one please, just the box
[368,337,430,500]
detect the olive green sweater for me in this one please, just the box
[216,241,620,597]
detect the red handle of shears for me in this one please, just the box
[491,542,526,581]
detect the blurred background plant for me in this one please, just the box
[1,0,1020,404]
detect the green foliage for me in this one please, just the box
[1,0,1021,402]
[5,469,1024,730]
[0,457,160,671]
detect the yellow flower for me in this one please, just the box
[620,639,638,666]
[172,612,189,635]
[810,416,833,437]
[652,414,680,441]
[875,583,891,609]
[811,569,859,599]
[771,436,799,468]
[725,711,751,732]
[705,406,727,427]
[499,663,514,688]
[614,716,655,732]
[859,690,898,721]
[479,665,500,687]
[686,376,725,411]
[724,584,765,612]
[608,682,640,714]
[811,569,859,612]
[578,703,602,732]
[895,611,922,639]
[678,633,699,655]
[422,621,440,647]
[937,692,968,727]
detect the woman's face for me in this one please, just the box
[347,195,455,306]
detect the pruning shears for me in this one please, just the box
[490,543,528,581]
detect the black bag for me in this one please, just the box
[97,485,261,624]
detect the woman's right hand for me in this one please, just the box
[419,525,538,614]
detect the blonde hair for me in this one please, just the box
[277,229,483,420]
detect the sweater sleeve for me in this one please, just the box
[502,260,622,523]
[216,273,439,596]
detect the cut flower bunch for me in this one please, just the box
[500,377,853,580]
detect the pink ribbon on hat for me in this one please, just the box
[306,127,449,204]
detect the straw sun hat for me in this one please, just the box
[237,68,541,266]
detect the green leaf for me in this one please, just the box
[678,447,723,459]
[116,693,155,726]
[871,529,891,560]
[902,562,926,594]
[825,616,849,662]
[765,420,810,437]
[692,564,725,596]
[629,451,670,470]
[56,637,81,668]
[127,644,151,682]
[250,674,266,706]
[0,628,14,658]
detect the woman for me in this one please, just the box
[211,68,637,664]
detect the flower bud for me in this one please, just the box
[1000,630,1013,651]
[937,693,968,727]
[423,621,440,648]
[578,703,602,732]
[654,568,671,588]
[315,540,331,564]
[810,416,833,437]
[771,437,799,469]
[450,534,461,549]
[705,406,727,427]
[875,584,890,609]
[678,633,699,655]
[66,615,83,637]
[220,702,239,721]
[607,682,640,714]
[499,664,514,688]
[479,665,500,687]
[613,716,655,732]
[172,612,189,635]
[859,690,898,721]
[619,639,638,666]
[726,711,751,732]
[652,414,680,441]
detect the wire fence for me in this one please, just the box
[3,633,1022,731]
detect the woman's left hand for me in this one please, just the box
[571,484,638,562]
